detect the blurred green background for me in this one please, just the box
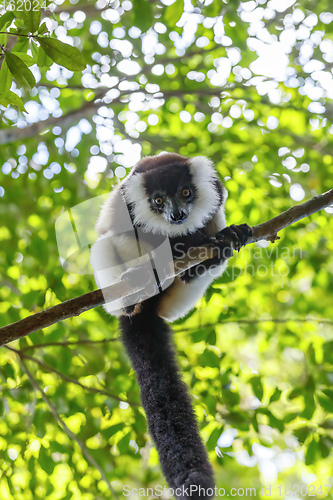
[0,0,333,498]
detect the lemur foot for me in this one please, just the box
[217,223,252,251]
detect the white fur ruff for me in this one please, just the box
[123,156,221,236]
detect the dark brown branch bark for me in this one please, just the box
[0,189,332,346]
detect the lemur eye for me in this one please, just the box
[182,188,191,198]
[154,197,164,206]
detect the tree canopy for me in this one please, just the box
[0,0,333,499]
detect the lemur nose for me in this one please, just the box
[170,211,187,223]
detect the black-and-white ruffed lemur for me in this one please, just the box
[90,153,251,499]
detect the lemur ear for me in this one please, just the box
[222,184,228,200]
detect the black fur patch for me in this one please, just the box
[120,298,215,498]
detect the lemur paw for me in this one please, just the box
[217,223,252,251]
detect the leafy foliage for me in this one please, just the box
[0,0,333,498]
[0,2,87,109]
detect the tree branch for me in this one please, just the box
[0,189,332,346]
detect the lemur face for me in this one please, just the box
[124,154,224,236]
[144,166,196,225]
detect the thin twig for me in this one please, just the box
[5,345,136,404]
[249,189,333,243]
[173,317,333,334]
[0,31,32,37]
[21,336,118,351]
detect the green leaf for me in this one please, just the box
[37,37,87,71]
[11,51,35,66]
[323,341,333,364]
[0,60,12,96]
[191,328,211,343]
[12,36,29,52]
[269,388,282,403]
[5,51,35,89]
[0,90,26,111]
[37,20,48,35]
[0,94,8,107]
[322,388,333,399]
[0,31,7,46]
[132,0,153,33]
[294,427,311,444]
[288,387,303,400]
[0,11,15,31]
[0,398,4,416]
[207,427,223,451]
[222,389,240,408]
[31,39,50,68]
[318,437,331,459]
[249,376,263,401]
[14,0,41,33]
[103,423,125,440]
[301,394,315,420]
[252,414,259,433]
[202,1,222,17]
[267,411,284,432]
[117,432,131,454]
[284,412,299,423]
[37,48,51,69]
[165,0,184,25]
[321,418,333,429]
[3,362,15,380]
[305,439,317,466]
[317,393,333,413]
[39,447,55,474]
[19,337,29,349]
[0,11,15,45]
[199,348,220,368]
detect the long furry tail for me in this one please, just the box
[119,304,215,500]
